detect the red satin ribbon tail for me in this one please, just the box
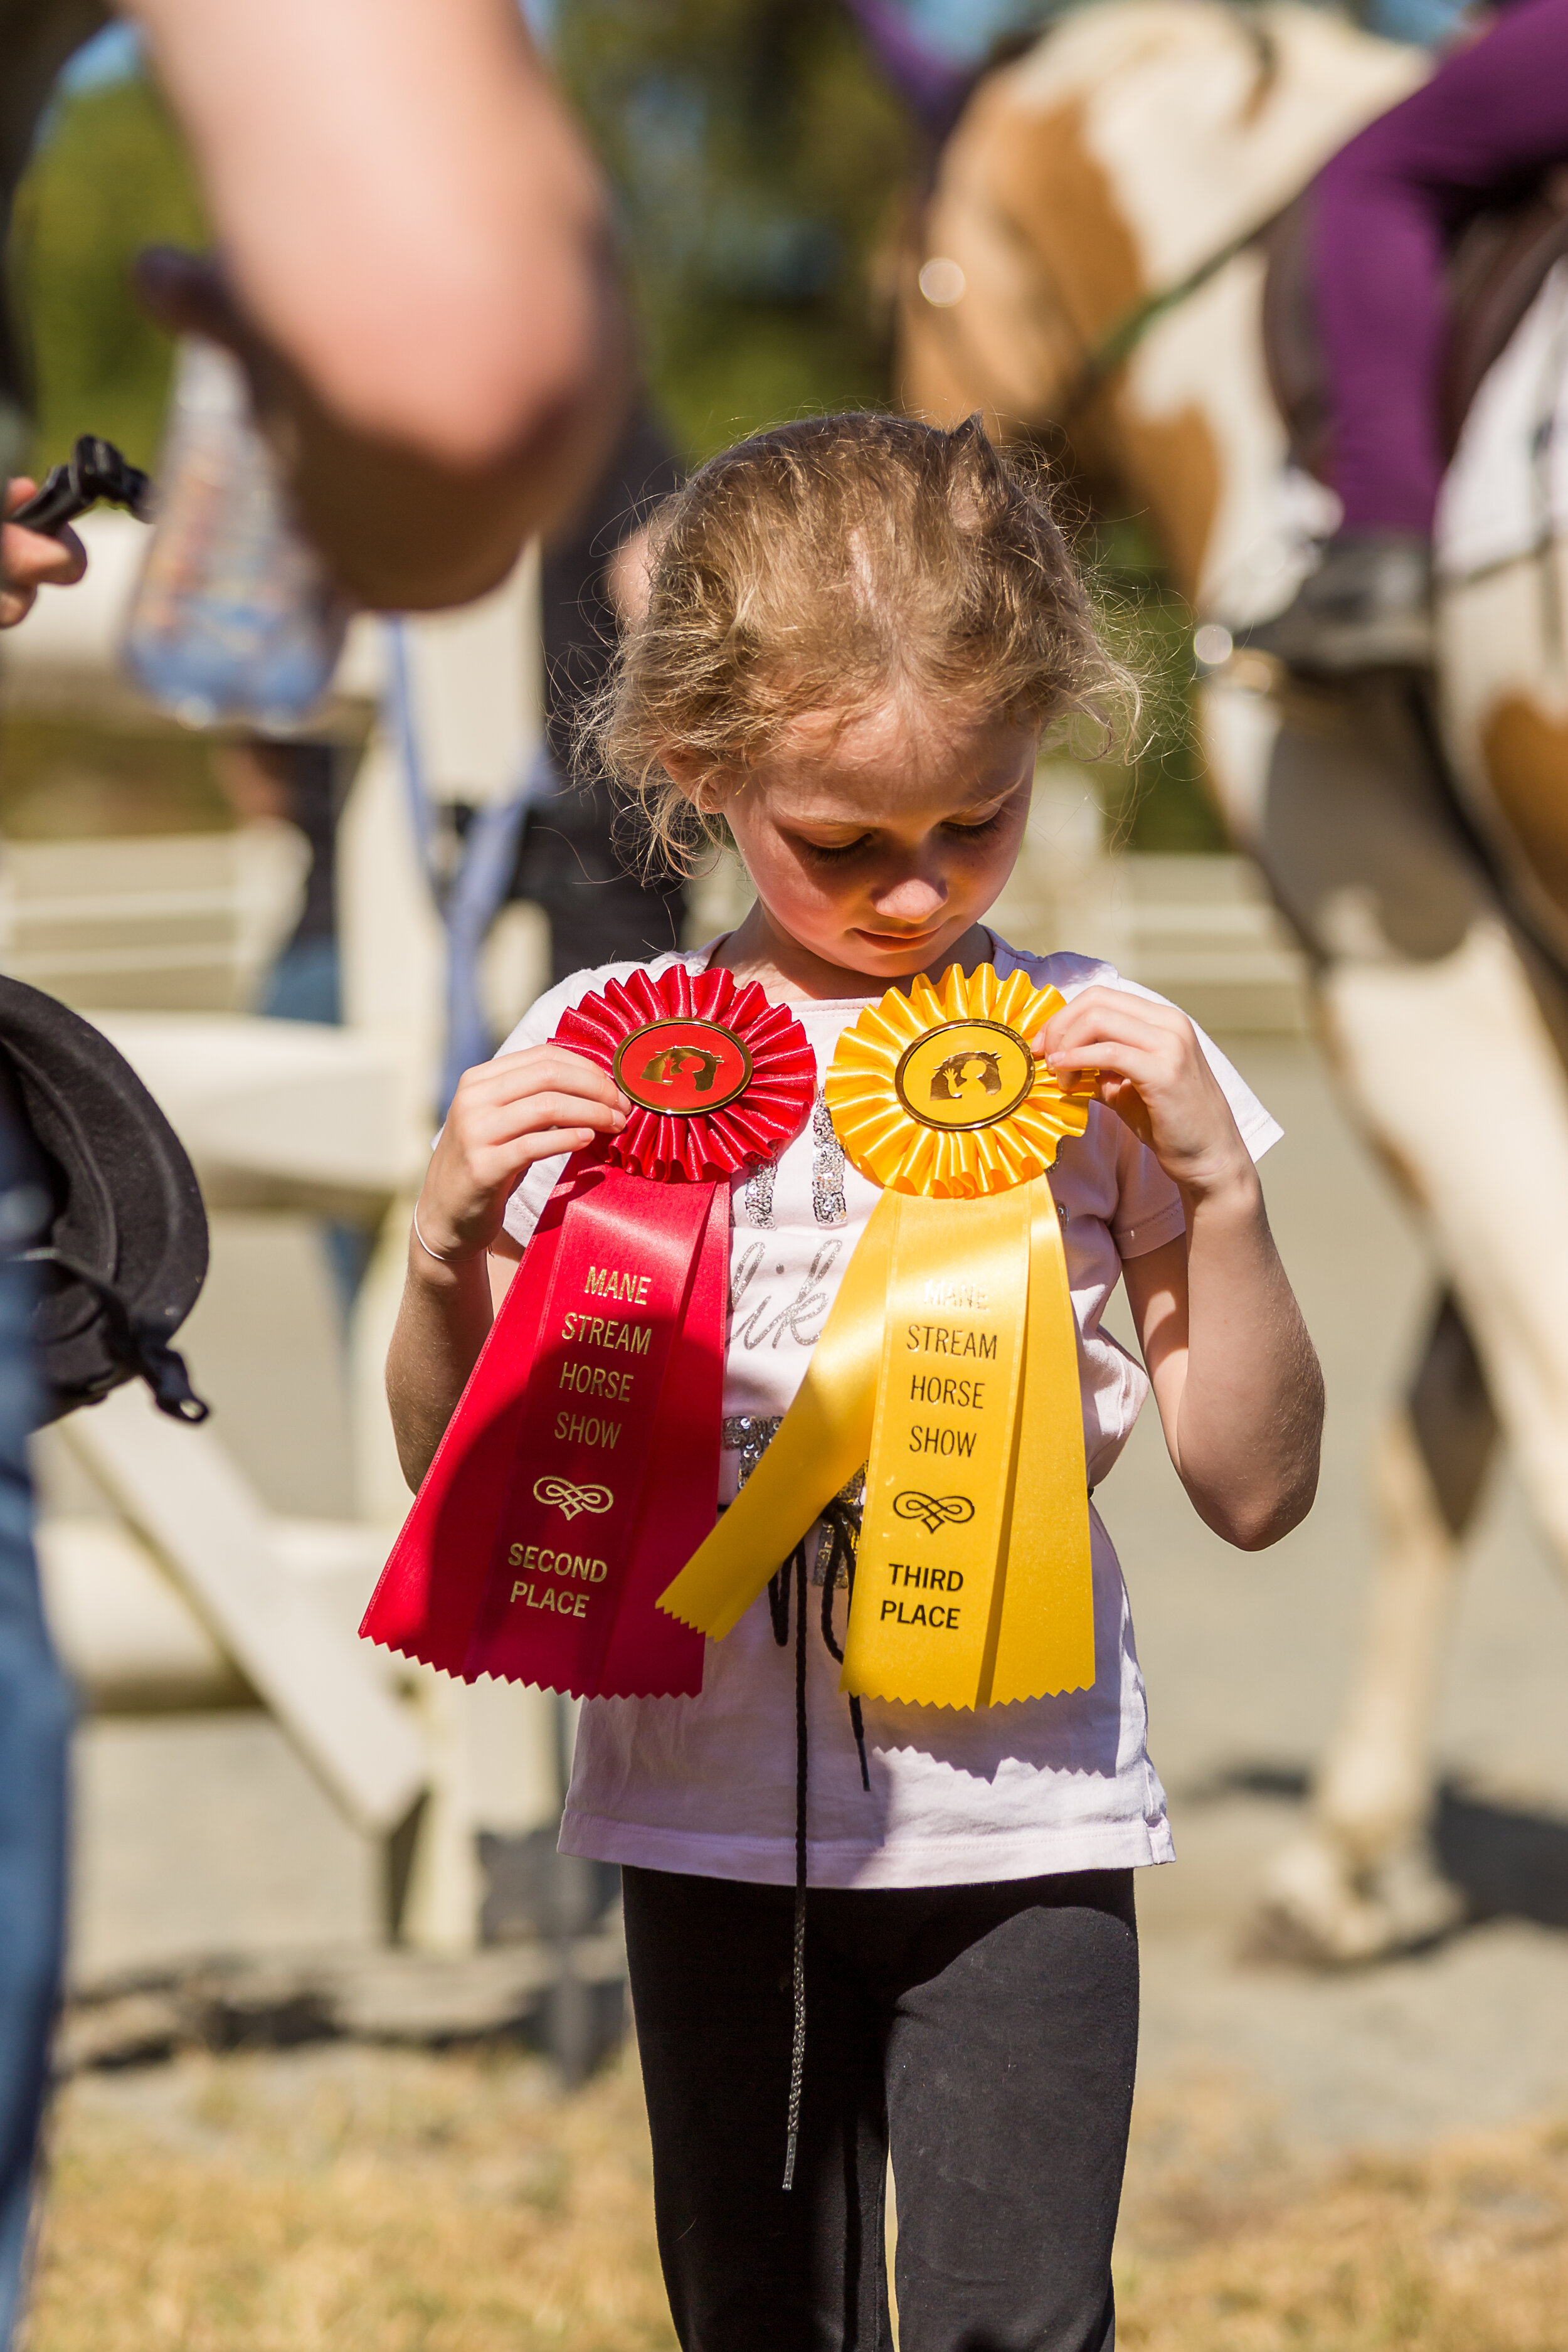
[358,1172,586,1673]
[589,1181,725,1698]
[460,1171,718,1698]
[361,945,815,1699]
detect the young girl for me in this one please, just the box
[389,413,1323,2352]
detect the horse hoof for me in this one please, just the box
[1247,1831,1466,1966]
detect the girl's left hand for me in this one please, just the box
[1038,986,1253,1201]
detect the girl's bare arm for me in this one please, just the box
[1043,989,1323,1550]
[386,1046,628,1489]
[1120,1199,1322,1550]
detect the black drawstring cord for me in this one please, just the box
[818,1503,870,1793]
[765,1542,802,1646]
[787,1544,808,2191]
[765,1498,869,2193]
[766,1543,811,2192]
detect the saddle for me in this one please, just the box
[1263,166,1568,484]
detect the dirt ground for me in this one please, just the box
[20,2035,1568,2352]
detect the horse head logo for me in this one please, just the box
[927,1050,1003,1104]
[640,1044,721,1093]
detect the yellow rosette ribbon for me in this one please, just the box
[659,963,1100,1708]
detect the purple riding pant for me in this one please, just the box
[1313,0,1568,536]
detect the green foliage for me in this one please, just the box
[555,0,914,459]
[9,72,206,479]
[3,17,1221,853]
[0,714,228,840]
[555,0,1219,848]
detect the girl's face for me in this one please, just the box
[714,694,1038,993]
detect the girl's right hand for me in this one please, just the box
[413,1045,630,1265]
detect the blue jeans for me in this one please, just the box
[0,1212,68,2346]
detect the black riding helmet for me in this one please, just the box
[0,976,208,1428]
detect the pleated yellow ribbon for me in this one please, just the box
[658,963,1099,1707]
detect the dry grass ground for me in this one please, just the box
[1116,2075,1568,2352]
[22,2042,675,2352]
[19,2041,1568,2352]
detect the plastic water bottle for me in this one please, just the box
[122,337,351,729]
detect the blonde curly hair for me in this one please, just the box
[593,410,1135,871]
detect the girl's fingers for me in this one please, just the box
[453,1123,603,1180]
[1044,1009,1202,1090]
[1041,1004,1181,1059]
[446,1089,628,1155]
[436,1099,618,1182]
[512,1125,600,1163]
[430,1123,608,1213]
[511,1089,626,1130]
[418,1125,602,1251]
[1046,1039,1168,1086]
[1042,987,1192,1037]
[425,1047,638,1250]
[1043,1036,1167,1080]
[465,1045,630,1111]
[1037,993,1251,1184]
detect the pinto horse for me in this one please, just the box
[896,0,1568,1961]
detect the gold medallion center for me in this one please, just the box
[613,1017,753,1115]
[893,1019,1035,1132]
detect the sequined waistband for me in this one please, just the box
[721,1413,864,1509]
[721,1413,781,1486]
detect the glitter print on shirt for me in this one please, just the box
[742,1157,776,1228]
[730,1237,844,1351]
[810,1086,847,1226]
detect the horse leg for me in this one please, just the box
[1260,1293,1498,1960]
[1264,911,1568,1957]
[1205,676,1568,1959]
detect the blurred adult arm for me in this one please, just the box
[128,0,632,612]
[0,479,86,628]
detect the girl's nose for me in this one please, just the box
[872,876,946,923]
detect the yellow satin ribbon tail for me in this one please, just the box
[985,1184,1095,1704]
[657,1192,896,1639]
[840,1187,1031,1707]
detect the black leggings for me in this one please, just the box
[622,1866,1138,2352]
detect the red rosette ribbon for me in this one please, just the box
[557,965,817,1183]
[360,965,813,1700]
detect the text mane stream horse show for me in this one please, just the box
[896,0,1568,1961]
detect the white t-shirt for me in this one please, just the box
[495,933,1281,1888]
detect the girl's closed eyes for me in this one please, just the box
[795,808,1008,863]
[793,832,872,862]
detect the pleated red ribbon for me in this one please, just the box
[359,965,814,1698]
